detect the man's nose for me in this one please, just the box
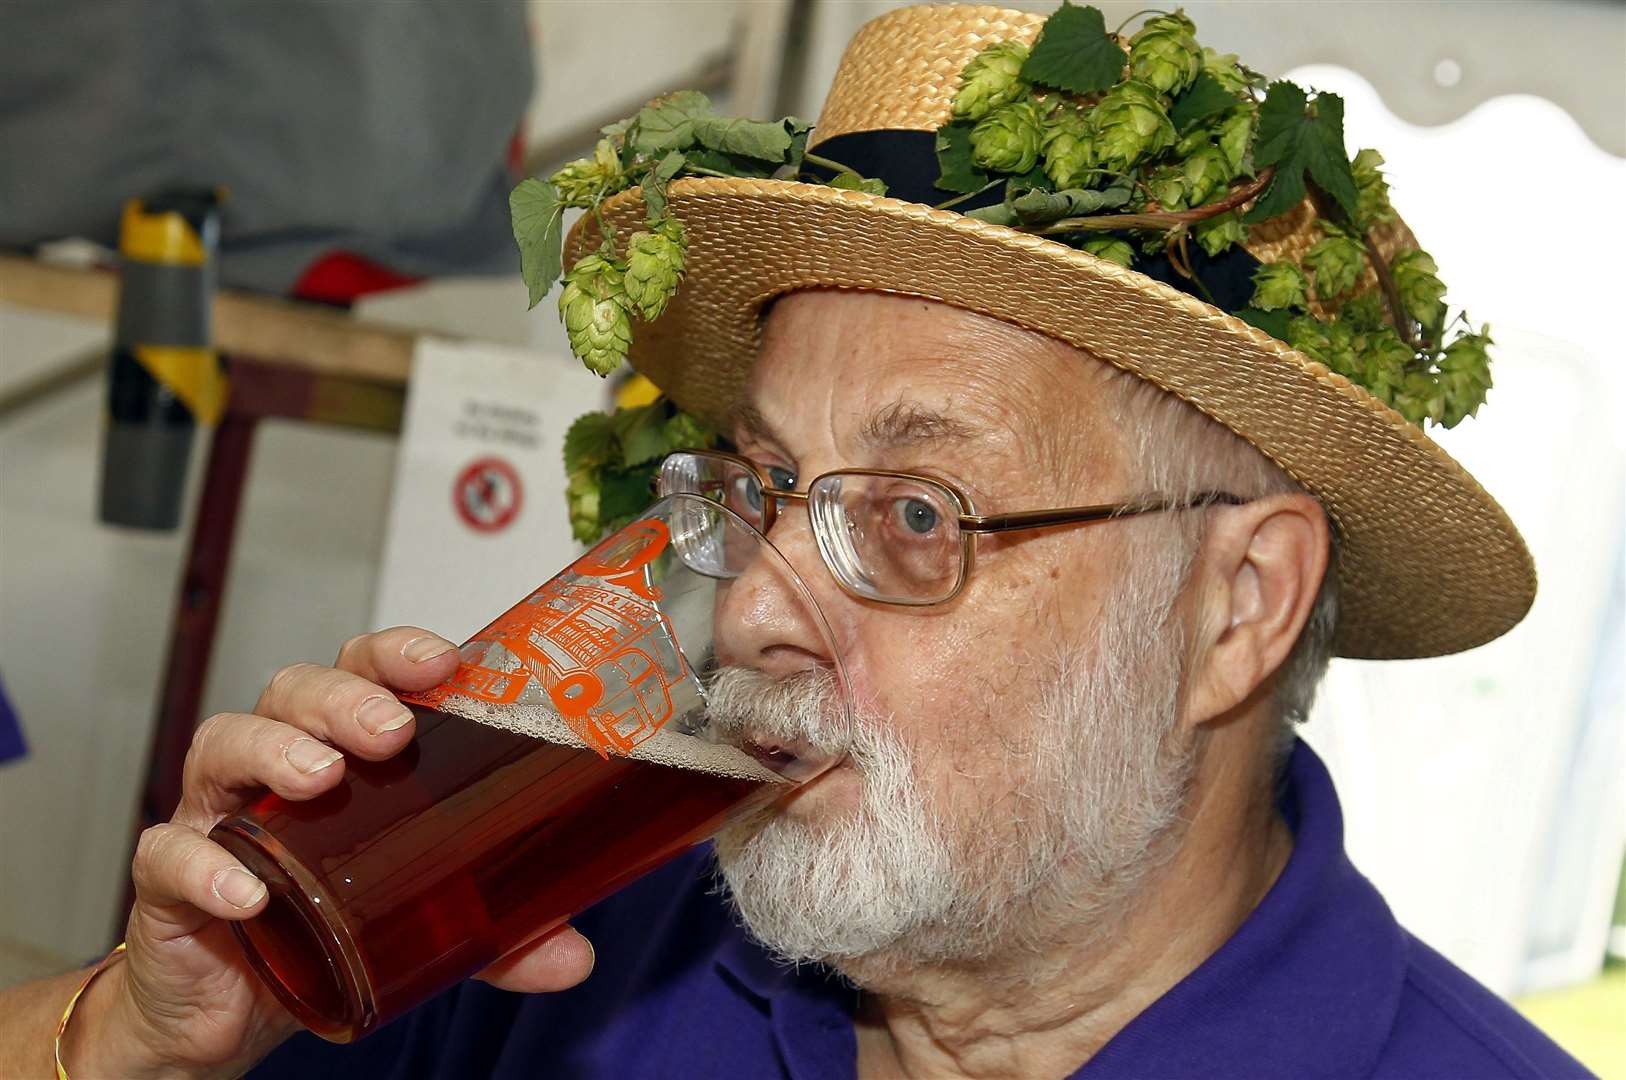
[712,506,843,679]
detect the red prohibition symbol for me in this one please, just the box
[453,456,524,533]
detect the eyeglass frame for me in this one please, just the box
[658,448,1246,607]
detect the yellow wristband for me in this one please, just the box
[54,941,128,1080]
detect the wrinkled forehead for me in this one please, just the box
[741,290,1125,483]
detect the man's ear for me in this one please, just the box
[1183,493,1330,728]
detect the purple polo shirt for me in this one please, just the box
[248,741,1588,1078]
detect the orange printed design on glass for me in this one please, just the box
[402,520,687,758]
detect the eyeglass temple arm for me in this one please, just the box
[960,491,1245,534]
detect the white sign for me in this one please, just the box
[372,337,608,644]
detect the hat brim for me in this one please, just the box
[570,176,1535,660]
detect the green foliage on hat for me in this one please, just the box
[561,398,718,544]
[513,3,1499,535]
[952,40,1031,122]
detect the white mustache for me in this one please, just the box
[702,665,852,758]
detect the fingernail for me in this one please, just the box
[213,867,267,909]
[402,636,454,663]
[358,694,413,734]
[284,738,342,774]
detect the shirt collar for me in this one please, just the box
[713,739,1408,1080]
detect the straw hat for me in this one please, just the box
[566,3,1534,660]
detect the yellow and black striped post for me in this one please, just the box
[99,189,227,529]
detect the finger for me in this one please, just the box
[174,713,347,832]
[252,662,418,761]
[333,626,460,690]
[474,925,595,993]
[130,823,268,943]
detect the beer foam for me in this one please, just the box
[445,699,787,786]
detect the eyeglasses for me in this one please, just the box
[657,449,1243,606]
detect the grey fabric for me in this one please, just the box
[0,0,533,294]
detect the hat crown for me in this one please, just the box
[813,5,1047,148]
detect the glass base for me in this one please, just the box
[211,818,374,1043]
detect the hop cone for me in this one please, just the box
[1436,326,1493,427]
[1145,166,1187,210]
[1354,325,1413,406]
[1194,210,1245,257]
[1090,81,1175,173]
[623,218,686,321]
[1202,47,1251,94]
[550,139,624,208]
[1251,262,1310,312]
[1129,13,1202,95]
[663,408,712,451]
[1082,236,1135,267]
[1042,109,1093,190]
[1352,148,1396,229]
[1390,249,1447,326]
[1302,233,1366,299]
[1215,109,1253,173]
[952,40,1030,123]
[1182,144,1231,206]
[1392,371,1446,426]
[565,468,601,544]
[1288,314,1359,381]
[971,98,1044,174]
[558,253,634,376]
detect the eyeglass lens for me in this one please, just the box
[660,453,965,604]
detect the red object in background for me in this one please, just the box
[290,252,424,306]
[453,456,524,533]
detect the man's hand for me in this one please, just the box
[46,627,594,1079]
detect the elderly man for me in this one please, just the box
[2,5,1589,1078]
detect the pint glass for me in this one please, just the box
[209,495,847,1041]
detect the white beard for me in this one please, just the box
[707,547,1199,977]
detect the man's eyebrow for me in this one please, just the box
[729,403,777,445]
[860,400,981,448]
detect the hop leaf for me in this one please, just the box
[952,40,1030,123]
[1020,1,1126,95]
[1436,324,1493,428]
[623,217,687,320]
[558,253,634,376]
[1041,108,1093,190]
[1182,144,1231,206]
[550,139,625,208]
[1194,210,1246,257]
[1245,82,1359,224]
[1390,249,1447,326]
[1090,80,1176,173]
[1351,147,1396,229]
[510,179,566,309]
[1082,236,1135,267]
[1302,231,1366,298]
[1129,12,1202,95]
[971,98,1044,174]
[563,410,615,474]
[1251,261,1310,312]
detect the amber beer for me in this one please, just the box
[210,702,784,1041]
[207,498,846,1043]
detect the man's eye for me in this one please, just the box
[895,497,939,535]
[766,466,796,489]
